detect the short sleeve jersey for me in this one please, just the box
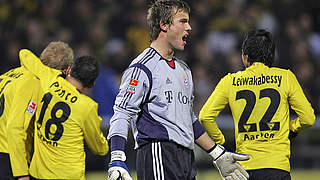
[199,62,315,172]
[19,49,109,179]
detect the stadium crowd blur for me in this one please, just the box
[1,0,320,171]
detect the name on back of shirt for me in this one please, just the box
[4,71,23,79]
[232,74,282,87]
[50,81,78,103]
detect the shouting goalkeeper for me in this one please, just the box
[106,0,250,180]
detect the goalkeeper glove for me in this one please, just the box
[209,144,250,180]
[108,151,132,180]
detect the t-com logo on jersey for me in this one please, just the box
[126,78,139,94]
[165,91,190,105]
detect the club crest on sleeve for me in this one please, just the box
[126,78,139,94]
[26,100,37,115]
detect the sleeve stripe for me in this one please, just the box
[119,67,139,108]
[138,48,152,63]
[139,48,156,64]
[119,50,155,108]
[141,51,156,64]
[119,68,141,108]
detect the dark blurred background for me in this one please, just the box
[1,0,319,172]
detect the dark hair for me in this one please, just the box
[241,29,275,67]
[70,56,99,87]
[147,0,190,42]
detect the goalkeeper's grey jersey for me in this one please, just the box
[108,47,200,150]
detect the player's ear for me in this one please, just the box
[241,54,250,67]
[65,66,72,76]
[160,21,168,32]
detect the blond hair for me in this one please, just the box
[40,41,74,70]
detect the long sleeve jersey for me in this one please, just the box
[0,66,39,177]
[108,47,205,150]
[19,49,109,180]
[199,62,315,172]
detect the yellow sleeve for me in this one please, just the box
[19,49,61,80]
[83,103,109,155]
[199,75,231,145]
[7,76,40,177]
[287,70,315,132]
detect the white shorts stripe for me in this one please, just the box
[152,143,158,180]
[158,142,164,180]
[152,142,165,180]
[155,143,161,180]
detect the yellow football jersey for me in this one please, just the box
[0,67,25,153]
[19,49,109,180]
[199,62,315,172]
[0,66,39,177]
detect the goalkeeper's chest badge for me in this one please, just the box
[26,100,37,115]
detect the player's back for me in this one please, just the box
[30,75,100,179]
[19,49,108,179]
[0,67,36,153]
[225,62,314,171]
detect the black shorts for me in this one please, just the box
[247,168,291,180]
[136,141,197,180]
[0,152,14,180]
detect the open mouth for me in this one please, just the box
[182,34,188,44]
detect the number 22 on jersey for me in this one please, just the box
[236,88,280,133]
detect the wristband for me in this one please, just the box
[110,150,126,162]
[208,144,226,161]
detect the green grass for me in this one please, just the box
[86,169,320,180]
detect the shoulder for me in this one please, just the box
[80,93,97,105]
[2,67,38,85]
[269,66,293,77]
[227,70,245,79]
[127,48,162,75]
[270,66,289,72]
[1,67,25,80]
[76,94,98,112]
[175,57,190,71]
[131,47,158,65]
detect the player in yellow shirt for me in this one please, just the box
[199,29,315,180]
[19,49,109,180]
[0,41,74,180]
[0,67,33,180]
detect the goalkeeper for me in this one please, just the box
[106,0,249,180]
[199,29,315,180]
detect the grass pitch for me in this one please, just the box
[86,169,320,180]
